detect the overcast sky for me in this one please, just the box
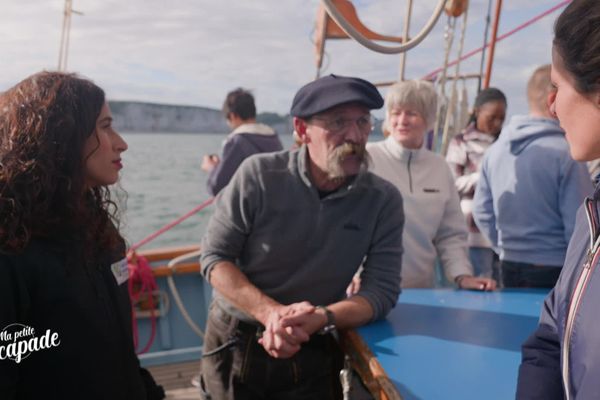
[1,0,565,118]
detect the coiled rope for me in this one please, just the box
[128,252,159,354]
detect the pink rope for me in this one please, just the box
[128,254,159,354]
[422,0,572,80]
[129,197,214,252]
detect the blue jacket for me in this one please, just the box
[473,115,592,266]
[517,185,600,399]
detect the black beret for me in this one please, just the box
[290,74,384,118]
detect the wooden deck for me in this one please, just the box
[164,387,202,400]
[147,360,202,400]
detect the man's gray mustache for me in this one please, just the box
[331,143,366,160]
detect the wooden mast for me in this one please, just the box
[483,0,502,88]
[58,0,83,72]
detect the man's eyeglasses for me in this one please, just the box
[310,114,374,134]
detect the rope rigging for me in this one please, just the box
[429,0,569,154]
[432,15,456,153]
[423,0,572,81]
[440,4,470,156]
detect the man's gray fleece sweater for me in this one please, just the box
[200,146,404,323]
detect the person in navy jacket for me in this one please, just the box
[201,88,282,195]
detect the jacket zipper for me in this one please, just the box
[407,151,413,193]
[562,198,600,400]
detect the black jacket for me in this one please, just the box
[0,237,164,400]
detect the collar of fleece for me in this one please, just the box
[228,122,275,139]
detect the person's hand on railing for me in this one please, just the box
[456,275,497,291]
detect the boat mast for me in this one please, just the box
[483,0,502,88]
[57,0,83,72]
[477,0,493,92]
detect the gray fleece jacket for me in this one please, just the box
[200,146,404,323]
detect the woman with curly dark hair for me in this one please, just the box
[0,71,164,400]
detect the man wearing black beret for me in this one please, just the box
[199,74,404,399]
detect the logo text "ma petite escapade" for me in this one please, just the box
[0,323,60,363]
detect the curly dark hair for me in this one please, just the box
[0,71,122,256]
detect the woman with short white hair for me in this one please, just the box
[367,80,496,290]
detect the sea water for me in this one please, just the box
[119,132,295,250]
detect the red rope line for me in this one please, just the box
[423,0,572,80]
[128,254,159,354]
[129,197,215,252]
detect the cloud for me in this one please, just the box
[0,0,565,118]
